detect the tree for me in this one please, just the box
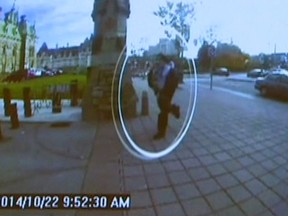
[153,1,195,58]
[214,42,250,71]
[197,41,215,71]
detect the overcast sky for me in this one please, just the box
[1,0,288,57]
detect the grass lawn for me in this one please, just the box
[0,74,87,99]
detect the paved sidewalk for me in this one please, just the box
[0,77,287,216]
[109,78,288,216]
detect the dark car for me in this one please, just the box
[213,67,229,76]
[255,70,288,100]
[247,68,268,78]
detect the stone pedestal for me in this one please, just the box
[82,0,137,121]
[82,62,138,121]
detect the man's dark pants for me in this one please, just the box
[156,86,178,136]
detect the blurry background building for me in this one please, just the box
[0,6,37,73]
[144,38,178,57]
[37,37,92,73]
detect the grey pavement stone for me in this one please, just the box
[181,157,201,169]
[248,163,268,177]
[206,164,227,176]
[249,152,267,162]
[155,203,186,216]
[216,207,246,216]
[168,171,191,185]
[124,165,144,177]
[261,159,279,171]
[273,156,287,166]
[232,169,254,183]
[122,154,143,166]
[127,207,156,216]
[143,163,165,175]
[193,147,209,156]
[206,191,234,210]
[258,189,282,208]
[150,187,178,205]
[188,167,210,181]
[239,197,266,216]
[256,210,276,216]
[227,148,245,158]
[241,146,257,154]
[261,149,278,159]
[198,155,218,166]
[160,153,178,162]
[196,178,221,195]
[163,160,184,172]
[215,173,239,188]
[253,143,266,151]
[145,173,170,189]
[182,198,212,216]
[260,173,280,187]
[130,191,153,208]
[222,160,243,172]
[272,182,288,199]
[214,152,232,162]
[226,185,253,202]
[245,179,268,195]
[125,176,147,192]
[237,156,255,167]
[273,167,288,180]
[175,148,194,159]
[271,201,288,216]
[174,183,201,200]
[206,145,222,154]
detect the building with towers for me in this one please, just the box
[37,37,93,72]
[0,5,37,73]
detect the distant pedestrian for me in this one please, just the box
[148,54,180,140]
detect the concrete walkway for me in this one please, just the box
[0,76,287,216]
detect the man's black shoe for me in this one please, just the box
[153,133,165,140]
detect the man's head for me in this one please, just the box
[157,53,170,64]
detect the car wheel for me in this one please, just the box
[260,87,268,96]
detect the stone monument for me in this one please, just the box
[82,0,137,121]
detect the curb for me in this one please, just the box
[226,78,255,83]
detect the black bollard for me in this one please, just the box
[52,92,62,113]
[10,103,19,129]
[23,87,32,117]
[70,79,78,107]
[3,88,11,117]
[141,90,149,116]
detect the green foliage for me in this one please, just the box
[153,1,195,57]
[0,74,86,99]
[197,41,251,72]
[197,41,214,71]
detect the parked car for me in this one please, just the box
[247,68,269,78]
[213,67,229,76]
[255,70,288,100]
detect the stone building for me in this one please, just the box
[144,38,179,57]
[37,37,92,71]
[0,6,37,73]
